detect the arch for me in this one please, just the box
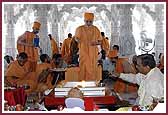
[58,4,112,42]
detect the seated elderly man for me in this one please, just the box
[113,54,164,107]
[65,87,85,110]
[67,87,84,99]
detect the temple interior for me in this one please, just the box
[3,3,166,112]
[3,3,165,59]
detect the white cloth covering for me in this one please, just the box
[65,98,85,110]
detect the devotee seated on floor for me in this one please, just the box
[5,52,37,94]
[36,54,51,76]
[36,54,53,93]
[51,53,67,69]
[50,53,67,85]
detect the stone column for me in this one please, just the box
[4,4,16,58]
[24,5,32,31]
[110,4,120,49]
[34,4,51,56]
[50,4,59,45]
[118,4,136,56]
[155,4,164,62]
[60,19,65,43]
[4,4,29,58]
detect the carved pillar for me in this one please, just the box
[25,5,32,31]
[110,4,120,49]
[155,4,164,62]
[118,4,136,56]
[34,4,51,56]
[50,4,59,45]
[4,4,16,58]
[60,18,65,43]
[4,4,30,58]
[58,5,73,43]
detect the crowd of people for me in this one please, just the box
[4,12,164,110]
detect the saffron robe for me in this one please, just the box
[75,25,102,80]
[36,63,53,92]
[50,38,59,57]
[61,37,72,64]
[5,60,37,94]
[17,31,39,72]
[101,37,110,56]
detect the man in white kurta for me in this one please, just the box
[115,54,164,107]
